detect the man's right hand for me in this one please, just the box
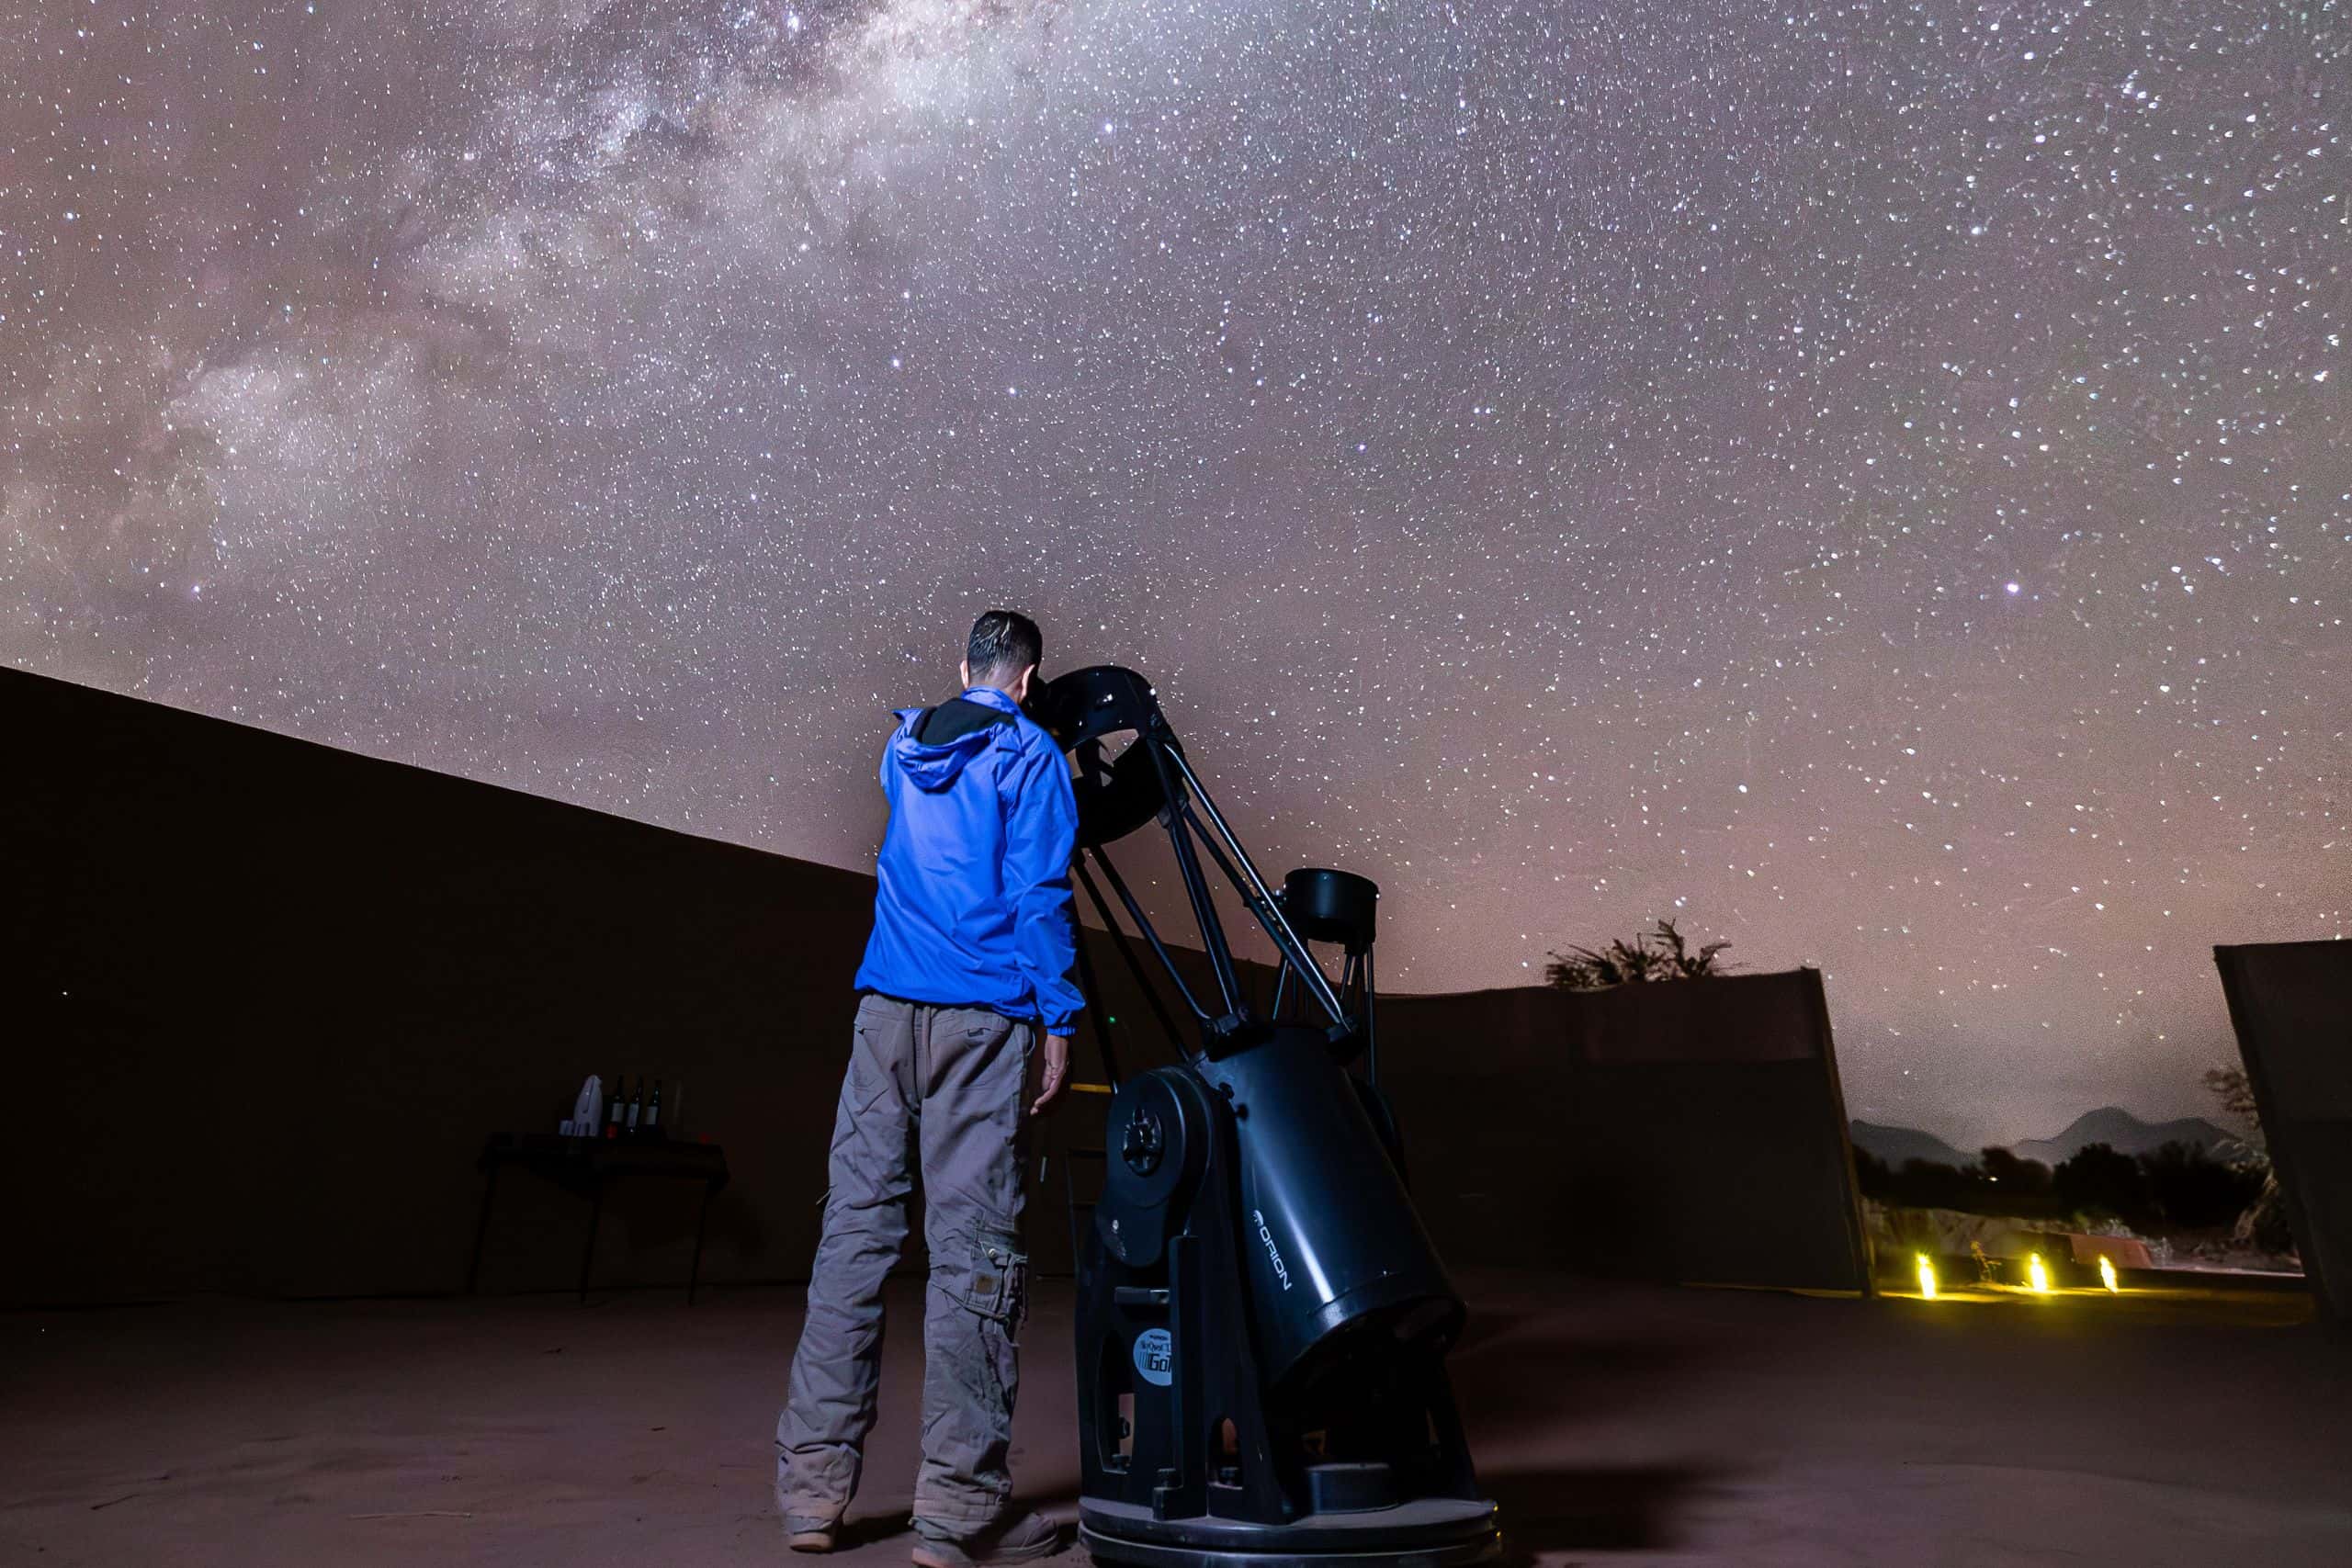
[1031,1032,1071,1116]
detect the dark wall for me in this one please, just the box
[6,668,1870,1304]
[2215,941,2352,1321]
[3,669,1173,1304]
[1379,971,1872,1292]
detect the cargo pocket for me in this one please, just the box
[959,1234,1029,1335]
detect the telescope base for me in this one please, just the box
[1078,1496,1500,1568]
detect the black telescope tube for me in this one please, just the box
[1194,1025,1464,1408]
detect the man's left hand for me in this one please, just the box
[1031,1032,1070,1116]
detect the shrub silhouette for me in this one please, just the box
[1544,918,1732,990]
[2052,1143,2150,1225]
[2203,1064,2293,1253]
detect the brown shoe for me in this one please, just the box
[910,1510,1062,1568]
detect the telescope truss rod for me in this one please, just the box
[1173,799,1347,1034]
[1067,905,1125,1089]
[1160,744,1351,1034]
[1080,849,1212,1027]
[1075,852,1204,1050]
[1134,733,1249,1025]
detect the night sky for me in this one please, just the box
[5,2,2345,1148]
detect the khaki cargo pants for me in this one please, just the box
[776,994,1036,1529]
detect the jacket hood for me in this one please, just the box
[888,691,1019,792]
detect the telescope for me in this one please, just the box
[1033,667,1499,1568]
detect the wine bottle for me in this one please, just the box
[645,1078,663,1139]
[626,1076,642,1136]
[605,1072,626,1139]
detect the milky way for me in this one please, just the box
[4,1,2346,1145]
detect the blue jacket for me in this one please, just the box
[854,685,1084,1033]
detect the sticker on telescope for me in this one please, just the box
[1133,1327,1173,1387]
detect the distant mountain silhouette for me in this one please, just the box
[1849,1120,1974,1169]
[2012,1106,2233,1166]
[1851,1107,2237,1173]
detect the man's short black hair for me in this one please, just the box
[967,609,1043,684]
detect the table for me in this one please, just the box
[467,1133,730,1303]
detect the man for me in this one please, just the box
[777,610,1080,1568]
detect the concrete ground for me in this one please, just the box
[5,1271,2347,1567]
